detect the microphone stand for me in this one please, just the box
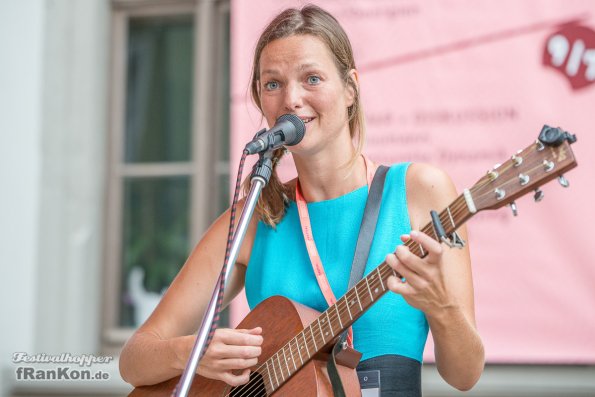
[174,150,275,397]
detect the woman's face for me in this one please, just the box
[258,34,356,155]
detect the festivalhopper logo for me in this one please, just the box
[12,352,113,381]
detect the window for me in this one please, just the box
[104,0,230,351]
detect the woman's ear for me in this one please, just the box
[345,69,359,107]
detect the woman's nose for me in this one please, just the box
[283,81,304,111]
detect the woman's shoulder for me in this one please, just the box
[405,162,455,191]
[402,163,459,226]
[381,161,455,197]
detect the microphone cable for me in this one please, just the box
[208,148,249,344]
[171,148,249,396]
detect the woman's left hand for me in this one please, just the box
[385,230,457,316]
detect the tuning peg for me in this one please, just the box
[509,202,518,216]
[495,188,506,200]
[487,169,499,181]
[534,188,544,202]
[558,175,569,188]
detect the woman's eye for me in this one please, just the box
[264,81,279,90]
[307,75,321,84]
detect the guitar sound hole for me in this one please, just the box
[230,371,266,396]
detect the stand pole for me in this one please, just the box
[175,153,274,397]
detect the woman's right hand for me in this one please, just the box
[172,327,263,387]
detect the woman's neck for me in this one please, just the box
[293,145,367,202]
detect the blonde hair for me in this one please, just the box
[244,4,366,227]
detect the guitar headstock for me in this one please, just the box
[470,125,578,212]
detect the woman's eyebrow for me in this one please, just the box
[299,62,322,70]
[261,62,322,76]
[260,69,279,77]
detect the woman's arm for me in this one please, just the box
[119,201,261,387]
[386,163,485,391]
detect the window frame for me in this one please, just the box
[103,0,230,353]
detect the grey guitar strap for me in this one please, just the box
[327,164,389,397]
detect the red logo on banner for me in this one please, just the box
[543,24,595,90]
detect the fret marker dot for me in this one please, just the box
[375,288,379,293]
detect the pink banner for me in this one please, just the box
[230,0,595,363]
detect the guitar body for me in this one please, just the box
[129,296,361,397]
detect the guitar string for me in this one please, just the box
[228,199,473,397]
[225,200,476,397]
[225,153,547,396]
[228,211,473,397]
[229,193,479,396]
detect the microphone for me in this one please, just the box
[244,114,306,155]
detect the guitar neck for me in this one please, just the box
[259,195,473,393]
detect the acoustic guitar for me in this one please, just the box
[130,126,578,397]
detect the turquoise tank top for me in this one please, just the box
[245,163,428,362]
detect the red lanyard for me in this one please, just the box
[295,156,376,347]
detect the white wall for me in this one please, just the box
[34,0,109,356]
[0,0,44,394]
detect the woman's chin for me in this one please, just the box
[287,143,327,159]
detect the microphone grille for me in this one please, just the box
[277,114,305,145]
